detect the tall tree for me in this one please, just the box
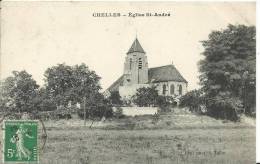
[44,63,101,106]
[199,24,256,119]
[0,70,39,113]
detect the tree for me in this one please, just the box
[0,70,39,113]
[86,92,113,119]
[44,63,101,106]
[132,86,159,107]
[199,24,255,120]
[108,91,122,105]
[44,63,73,106]
[179,90,204,113]
[77,92,113,127]
[44,63,112,123]
[35,88,57,111]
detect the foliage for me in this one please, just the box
[44,64,112,119]
[132,86,159,107]
[157,96,175,107]
[77,105,113,120]
[108,91,122,105]
[179,90,204,113]
[132,86,177,108]
[207,92,243,120]
[77,92,113,119]
[152,112,160,124]
[44,63,101,107]
[30,110,72,120]
[0,70,39,113]
[0,63,111,120]
[32,88,57,111]
[113,107,124,119]
[44,63,113,119]
[199,24,255,120]
[157,96,175,112]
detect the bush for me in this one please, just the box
[4,113,22,120]
[207,96,243,121]
[132,86,177,109]
[108,91,122,105]
[77,105,113,120]
[179,90,204,113]
[132,86,159,107]
[157,96,176,107]
[39,99,57,111]
[152,113,160,124]
[113,107,124,119]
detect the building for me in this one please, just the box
[105,38,188,101]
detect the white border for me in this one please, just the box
[256,0,259,163]
[0,0,258,162]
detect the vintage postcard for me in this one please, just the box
[0,1,257,164]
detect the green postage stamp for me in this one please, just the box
[3,120,38,163]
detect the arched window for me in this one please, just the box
[138,58,142,69]
[170,84,175,95]
[162,84,167,95]
[179,85,182,95]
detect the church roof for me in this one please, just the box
[106,64,187,93]
[127,38,145,54]
[148,65,188,83]
[106,75,124,93]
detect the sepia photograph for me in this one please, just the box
[0,1,257,164]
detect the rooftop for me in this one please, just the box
[127,38,145,54]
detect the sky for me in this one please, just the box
[0,1,256,91]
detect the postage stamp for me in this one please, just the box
[3,120,38,163]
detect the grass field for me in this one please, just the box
[39,127,255,164]
[0,109,256,164]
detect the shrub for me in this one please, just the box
[152,112,160,124]
[207,95,243,121]
[179,90,204,113]
[132,86,159,107]
[38,98,57,111]
[77,105,113,120]
[108,91,122,105]
[113,107,124,119]
[157,96,176,108]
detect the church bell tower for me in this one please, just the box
[123,38,148,85]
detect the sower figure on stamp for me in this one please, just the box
[10,124,34,160]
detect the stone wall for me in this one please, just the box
[113,107,159,116]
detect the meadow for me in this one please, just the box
[0,109,255,164]
[39,127,255,164]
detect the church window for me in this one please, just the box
[130,58,132,70]
[170,84,175,95]
[162,84,167,95]
[178,85,182,95]
[138,58,142,69]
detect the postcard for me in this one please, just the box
[0,1,256,164]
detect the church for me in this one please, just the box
[105,38,188,102]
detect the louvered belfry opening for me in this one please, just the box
[138,58,142,69]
